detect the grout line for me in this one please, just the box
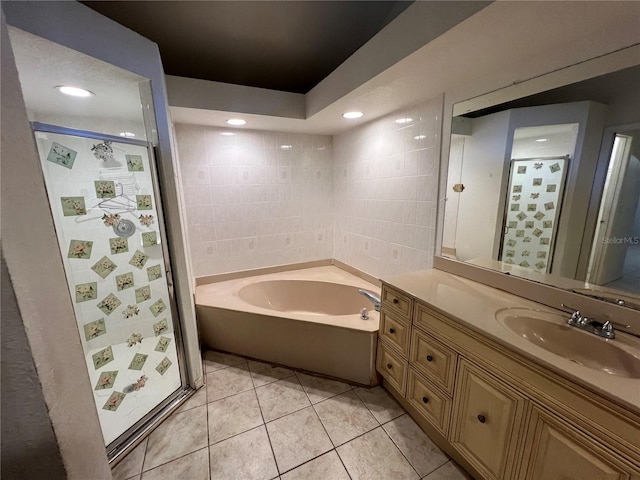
[250,373,281,475]
[140,446,210,479]
[379,419,422,479]
[205,366,211,480]
[141,444,209,475]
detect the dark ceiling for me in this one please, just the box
[82,1,413,94]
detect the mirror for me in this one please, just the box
[441,64,640,310]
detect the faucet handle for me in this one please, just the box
[560,304,582,322]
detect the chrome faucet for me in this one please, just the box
[359,289,381,312]
[561,304,615,339]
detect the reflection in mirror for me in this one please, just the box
[442,65,640,307]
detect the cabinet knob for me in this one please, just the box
[422,396,429,404]
[393,298,399,304]
[477,415,486,424]
[426,355,433,362]
[389,328,395,334]
[387,363,393,369]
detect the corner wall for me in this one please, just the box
[174,126,333,276]
[332,96,442,278]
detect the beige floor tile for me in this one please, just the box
[206,363,253,402]
[203,349,246,372]
[125,476,140,480]
[256,376,310,422]
[314,390,379,446]
[353,386,405,424]
[296,372,351,404]
[248,359,295,387]
[112,438,148,480]
[266,406,333,474]
[423,461,472,480]
[143,405,208,471]
[141,447,209,480]
[383,414,448,476]
[208,389,264,444]
[336,427,419,479]
[174,386,207,414]
[209,426,278,480]
[280,450,350,480]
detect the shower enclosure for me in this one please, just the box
[31,124,188,450]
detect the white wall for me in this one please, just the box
[175,125,333,276]
[332,96,442,278]
[174,95,442,280]
[454,111,511,261]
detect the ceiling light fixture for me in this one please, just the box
[535,138,548,142]
[413,135,427,140]
[280,144,293,150]
[119,131,135,138]
[343,111,363,119]
[226,118,246,126]
[220,132,236,136]
[395,117,413,124]
[54,85,95,97]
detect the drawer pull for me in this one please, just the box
[393,298,399,304]
[422,396,429,404]
[477,414,486,424]
[389,328,395,334]
[387,363,393,369]
[426,355,433,362]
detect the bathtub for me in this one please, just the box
[195,265,381,385]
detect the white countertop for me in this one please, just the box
[383,268,640,413]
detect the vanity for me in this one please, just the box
[376,269,640,480]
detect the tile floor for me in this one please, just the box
[112,350,472,480]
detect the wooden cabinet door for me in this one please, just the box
[519,407,632,480]
[450,359,527,480]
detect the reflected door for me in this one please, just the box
[33,125,183,447]
[499,156,568,273]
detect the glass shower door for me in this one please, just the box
[32,124,184,447]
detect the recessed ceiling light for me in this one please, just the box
[226,118,246,126]
[395,117,413,124]
[280,144,293,150]
[119,131,135,138]
[535,138,548,142]
[220,132,236,136]
[54,85,95,97]
[343,111,363,119]
[413,135,427,140]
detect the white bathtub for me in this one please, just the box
[195,265,381,385]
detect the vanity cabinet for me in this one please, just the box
[519,407,631,480]
[376,283,640,480]
[450,359,527,479]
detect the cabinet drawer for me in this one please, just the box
[407,368,452,436]
[410,328,457,393]
[381,285,413,319]
[379,311,411,357]
[377,340,408,395]
[451,359,527,480]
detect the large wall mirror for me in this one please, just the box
[440,61,640,312]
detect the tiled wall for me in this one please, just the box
[175,95,442,279]
[175,126,333,276]
[332,97,442,278]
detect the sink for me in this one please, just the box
[495,308,640,378]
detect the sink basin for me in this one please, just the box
[495,308,640,378]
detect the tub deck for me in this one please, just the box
[195,266,381,385]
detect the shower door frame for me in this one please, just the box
[31,121,192,461]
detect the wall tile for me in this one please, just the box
[175,126,334,276]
